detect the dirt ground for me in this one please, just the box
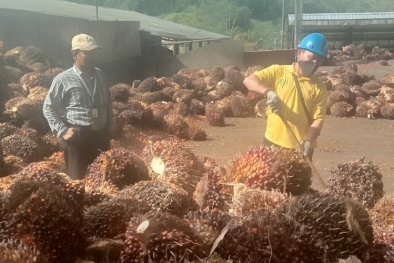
[185,63,394,193]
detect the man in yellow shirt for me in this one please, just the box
[243,33,328,159]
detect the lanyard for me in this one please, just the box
[74,68,98,105]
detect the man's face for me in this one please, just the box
[74,49,99,68]
[297,49,324,66]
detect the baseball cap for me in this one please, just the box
[71,34,100,51]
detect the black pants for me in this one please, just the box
[61,126,110,180]
[263,137,314,160]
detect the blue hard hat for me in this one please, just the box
[298,33,328,58]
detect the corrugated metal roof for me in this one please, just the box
[0,0,229,40]
[288,12,394,21]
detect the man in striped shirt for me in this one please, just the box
[43,34,115,180]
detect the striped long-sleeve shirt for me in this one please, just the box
[43,64,114,137]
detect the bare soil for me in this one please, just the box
[185,63,394,193]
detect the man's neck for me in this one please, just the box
[75,63,94,77]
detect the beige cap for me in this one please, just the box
[71,34,100,51]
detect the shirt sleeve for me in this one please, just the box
[43,77,68,138]
[312,81,328,120]
[253,65,281,88]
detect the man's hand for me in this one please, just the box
[62,128,75,141]
[266,90,281,113]
[301,140,312,158]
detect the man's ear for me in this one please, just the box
[296,49,303,60]
[72,50,79,60]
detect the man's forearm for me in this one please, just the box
[304,119,324,142]
[243,75,272,95]
[43,103,68,138]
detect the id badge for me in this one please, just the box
[92,108,99,119]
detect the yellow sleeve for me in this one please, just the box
[313,82,328,120]
[253,65,281,88]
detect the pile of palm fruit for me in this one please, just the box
[328,44,394,64]
[1,42,394,263]
[317,62,394,119]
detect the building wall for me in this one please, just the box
[0,9,141,68]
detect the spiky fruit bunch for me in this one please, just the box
[170,101,190,117]
[369,196,394,226]
[215,97,232,116]
[215,81,234,99]
[120,100,153,126]
[20,72,51,91]
[116,180,191,216]
[18,46,45,66]
[0,239,47,263]
[149,102,171,127]
[121,211,206,263]
[3,66,23,84]
[184,209,232,245]
[193,167,230,210]
[244,66,264,77]
[327,90,352,110]
[1,134,40,163]
[1,156,26,176]
[380,103,394,119]
[172,89,194,105]
[381,85,394,102]
[230,95,254,117]
[330,101,355,117]
[327,157,384,209]
[28,62,48,73]
[161,86,176,101]
[40,133,61,157]
[9,98,43,120]
[84,178,119,207]
[0,123,18,141]
[142,139,202,194]
[83,198,151,239]
[3,180,86,263]
[21,115,49,135]
[228,146,311,196]
[368,244,394,263]
[110,83,131,102]
[138,77,160,92]
[190,99,205,115]
[274,192,373,263]
[163,113,189,138]
[171,74,192,89]
[132,91,163,104]
[380,74,394,88]
[224,69,245,92]
[209,66,225,84]
[191,78,207,94]
[255,98,268,118]
[185,117,207,141]
[362,80,382,96]
[356,99,381,118]
[44,67,64,80]
[230,185,287,216]
[87,148,149,189]
[215,209,283,262]
[205,103,225,126]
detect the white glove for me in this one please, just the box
[266,90,281,113]
[301,140,312,158]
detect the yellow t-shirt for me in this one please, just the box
[254,63,328,149]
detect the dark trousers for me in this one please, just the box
[61,126,110,180]
[263,137,314,160]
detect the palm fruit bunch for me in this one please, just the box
[132,91,163,104]
[368,244,394,263]
[2,180,86,263]
[214,209,283,263]
[274,192,373,263]
[184,117,207,141]
[193,166,231,211]
[170,101,190,117]
[110,83,131,103]
[228,146,311,196]
[137,77,160,92]
[172,89,194,105]
[2,66,24,84]
[18,46,46,66]
[149,102,171,127]
[230,184,287,216]
[28,62,48,73]
[184,208,232,246]
[356,98,381,118]
[171,74,192,89]
[380,103,394,119]
[229,95,254,117]
[40,133,61,158]
[0,156,26,176]
[120,100,153,126]
[327,157,384,209]
[215,81,234,99]
[82,198,151,239]
[244,65,264,77]
[121,211,206,263]
[115,180,191,216]
[19,72,51,91]
[361,80,382,97]
[1,134,41,163]
[87,148,149,190]
[370,195,394,226]
[163,113,189,138]
[0,239,48,263]
[205,103,225,126]
[84,178,119,207]
[380,74,394,88]
[7,97,44,121]
[44,67,64,80]
[214,96,232,116]
[190,98,205,115]
[209,66,225,85]
[330,101,355,117]
[224,69,246,93]
[189,254,229,263]
[141,138,202,194]
[255,98,268,117]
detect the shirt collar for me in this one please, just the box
[73,64,95,77]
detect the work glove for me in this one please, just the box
[265,90,281,113]
[301,140,312,158]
